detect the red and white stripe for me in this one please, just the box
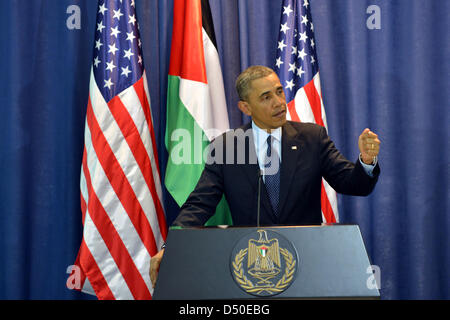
[286,73,339,223]
[74,68,167,299]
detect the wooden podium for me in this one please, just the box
[153,224,380,299]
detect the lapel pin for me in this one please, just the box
[291,146,297,150]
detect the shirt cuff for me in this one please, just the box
[359,154,377,177]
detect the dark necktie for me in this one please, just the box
[264,135,280,215]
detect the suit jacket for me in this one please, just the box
[173,121,380,227]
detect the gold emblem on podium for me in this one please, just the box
[231,229,298,297]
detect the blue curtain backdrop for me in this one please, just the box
[0,0,448,299]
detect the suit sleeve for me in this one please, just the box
[319,126,380,196]
[172,142,225,227]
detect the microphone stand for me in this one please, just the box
[257,169,263,227]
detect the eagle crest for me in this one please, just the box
[247,230,281,284]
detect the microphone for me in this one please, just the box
[257,169,263,227]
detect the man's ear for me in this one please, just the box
[238,100,252,116]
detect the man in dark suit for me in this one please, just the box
[150,65,380,285]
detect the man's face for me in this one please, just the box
[238,73,287,132]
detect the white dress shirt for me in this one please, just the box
[251,121,282,180]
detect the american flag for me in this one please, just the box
[73,0,167,299]
[275,0,339,223]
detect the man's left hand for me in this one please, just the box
[358,128,381,164]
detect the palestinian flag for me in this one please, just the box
[165,0,232,225]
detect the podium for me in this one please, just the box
[153,225,380,299]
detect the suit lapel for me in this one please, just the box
[279,122,301,215]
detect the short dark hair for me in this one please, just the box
[235,65,275,101]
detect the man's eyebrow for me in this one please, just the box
[258,90,271,98]
[258,86,283,98]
